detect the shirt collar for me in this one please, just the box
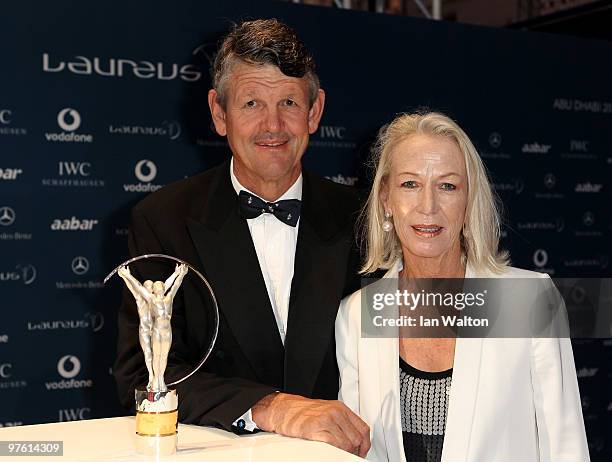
[230,157,303,202]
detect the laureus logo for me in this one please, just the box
[0,264,36,285]
[43,53,202,82]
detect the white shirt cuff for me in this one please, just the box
[233,408,258,432]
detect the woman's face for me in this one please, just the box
[382,134,468,263]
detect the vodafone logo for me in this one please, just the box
[46,355,93,390]
[57,108,81,132]
[45,108,92,143]
[57,355,81,379]
[533,249,548,268]
[135,160,157,182]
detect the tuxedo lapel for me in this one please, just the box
[186,161,284,386]
[283,172,352,396]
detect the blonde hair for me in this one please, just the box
[360,111,509,274]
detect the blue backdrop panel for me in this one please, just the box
[0,0,610,458]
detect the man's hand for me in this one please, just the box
[252,393,370,457]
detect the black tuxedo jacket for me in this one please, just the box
[114,159,362,431]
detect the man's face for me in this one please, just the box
[208,62,325,188]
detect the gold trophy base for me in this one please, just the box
[135,389,178,456]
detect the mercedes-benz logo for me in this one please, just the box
[57,355,81,379]
[71,256,89,275]
[488,132,502,149]
[583,211,595,227]
[135,159,157,183]
[57,108,81,132]
[0,206,15,226]
[543,173,556,189]
[533,249,548,268]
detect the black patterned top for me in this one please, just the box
[399,357,453,462]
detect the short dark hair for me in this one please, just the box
[212,19,320,107]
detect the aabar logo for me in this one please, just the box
[575,182,602,193]
[0,169,23,180]
[43,53,202,82]
[522,142,551,154]
[326,174,358,186]
[51,217,98,231]
[576,367,598,378]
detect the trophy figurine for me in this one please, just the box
[105,254,219,457]
[118,263,187,393]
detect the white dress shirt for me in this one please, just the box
[229,158,302,431]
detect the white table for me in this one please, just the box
[0,417,365,461]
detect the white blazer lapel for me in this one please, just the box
[377,333,404,462]
[441,263,484,461]
[375,261,405,462]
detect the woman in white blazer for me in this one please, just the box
[335,112,589,462]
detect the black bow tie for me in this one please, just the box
[238,190,301,227]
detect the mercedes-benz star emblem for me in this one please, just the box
[488,132,502,149]
[71,256,90,275]
[0,206,16,226]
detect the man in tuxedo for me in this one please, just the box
[114,19,370,456]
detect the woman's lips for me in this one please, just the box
[411,225,443,237]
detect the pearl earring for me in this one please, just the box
[382,211,393,232]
